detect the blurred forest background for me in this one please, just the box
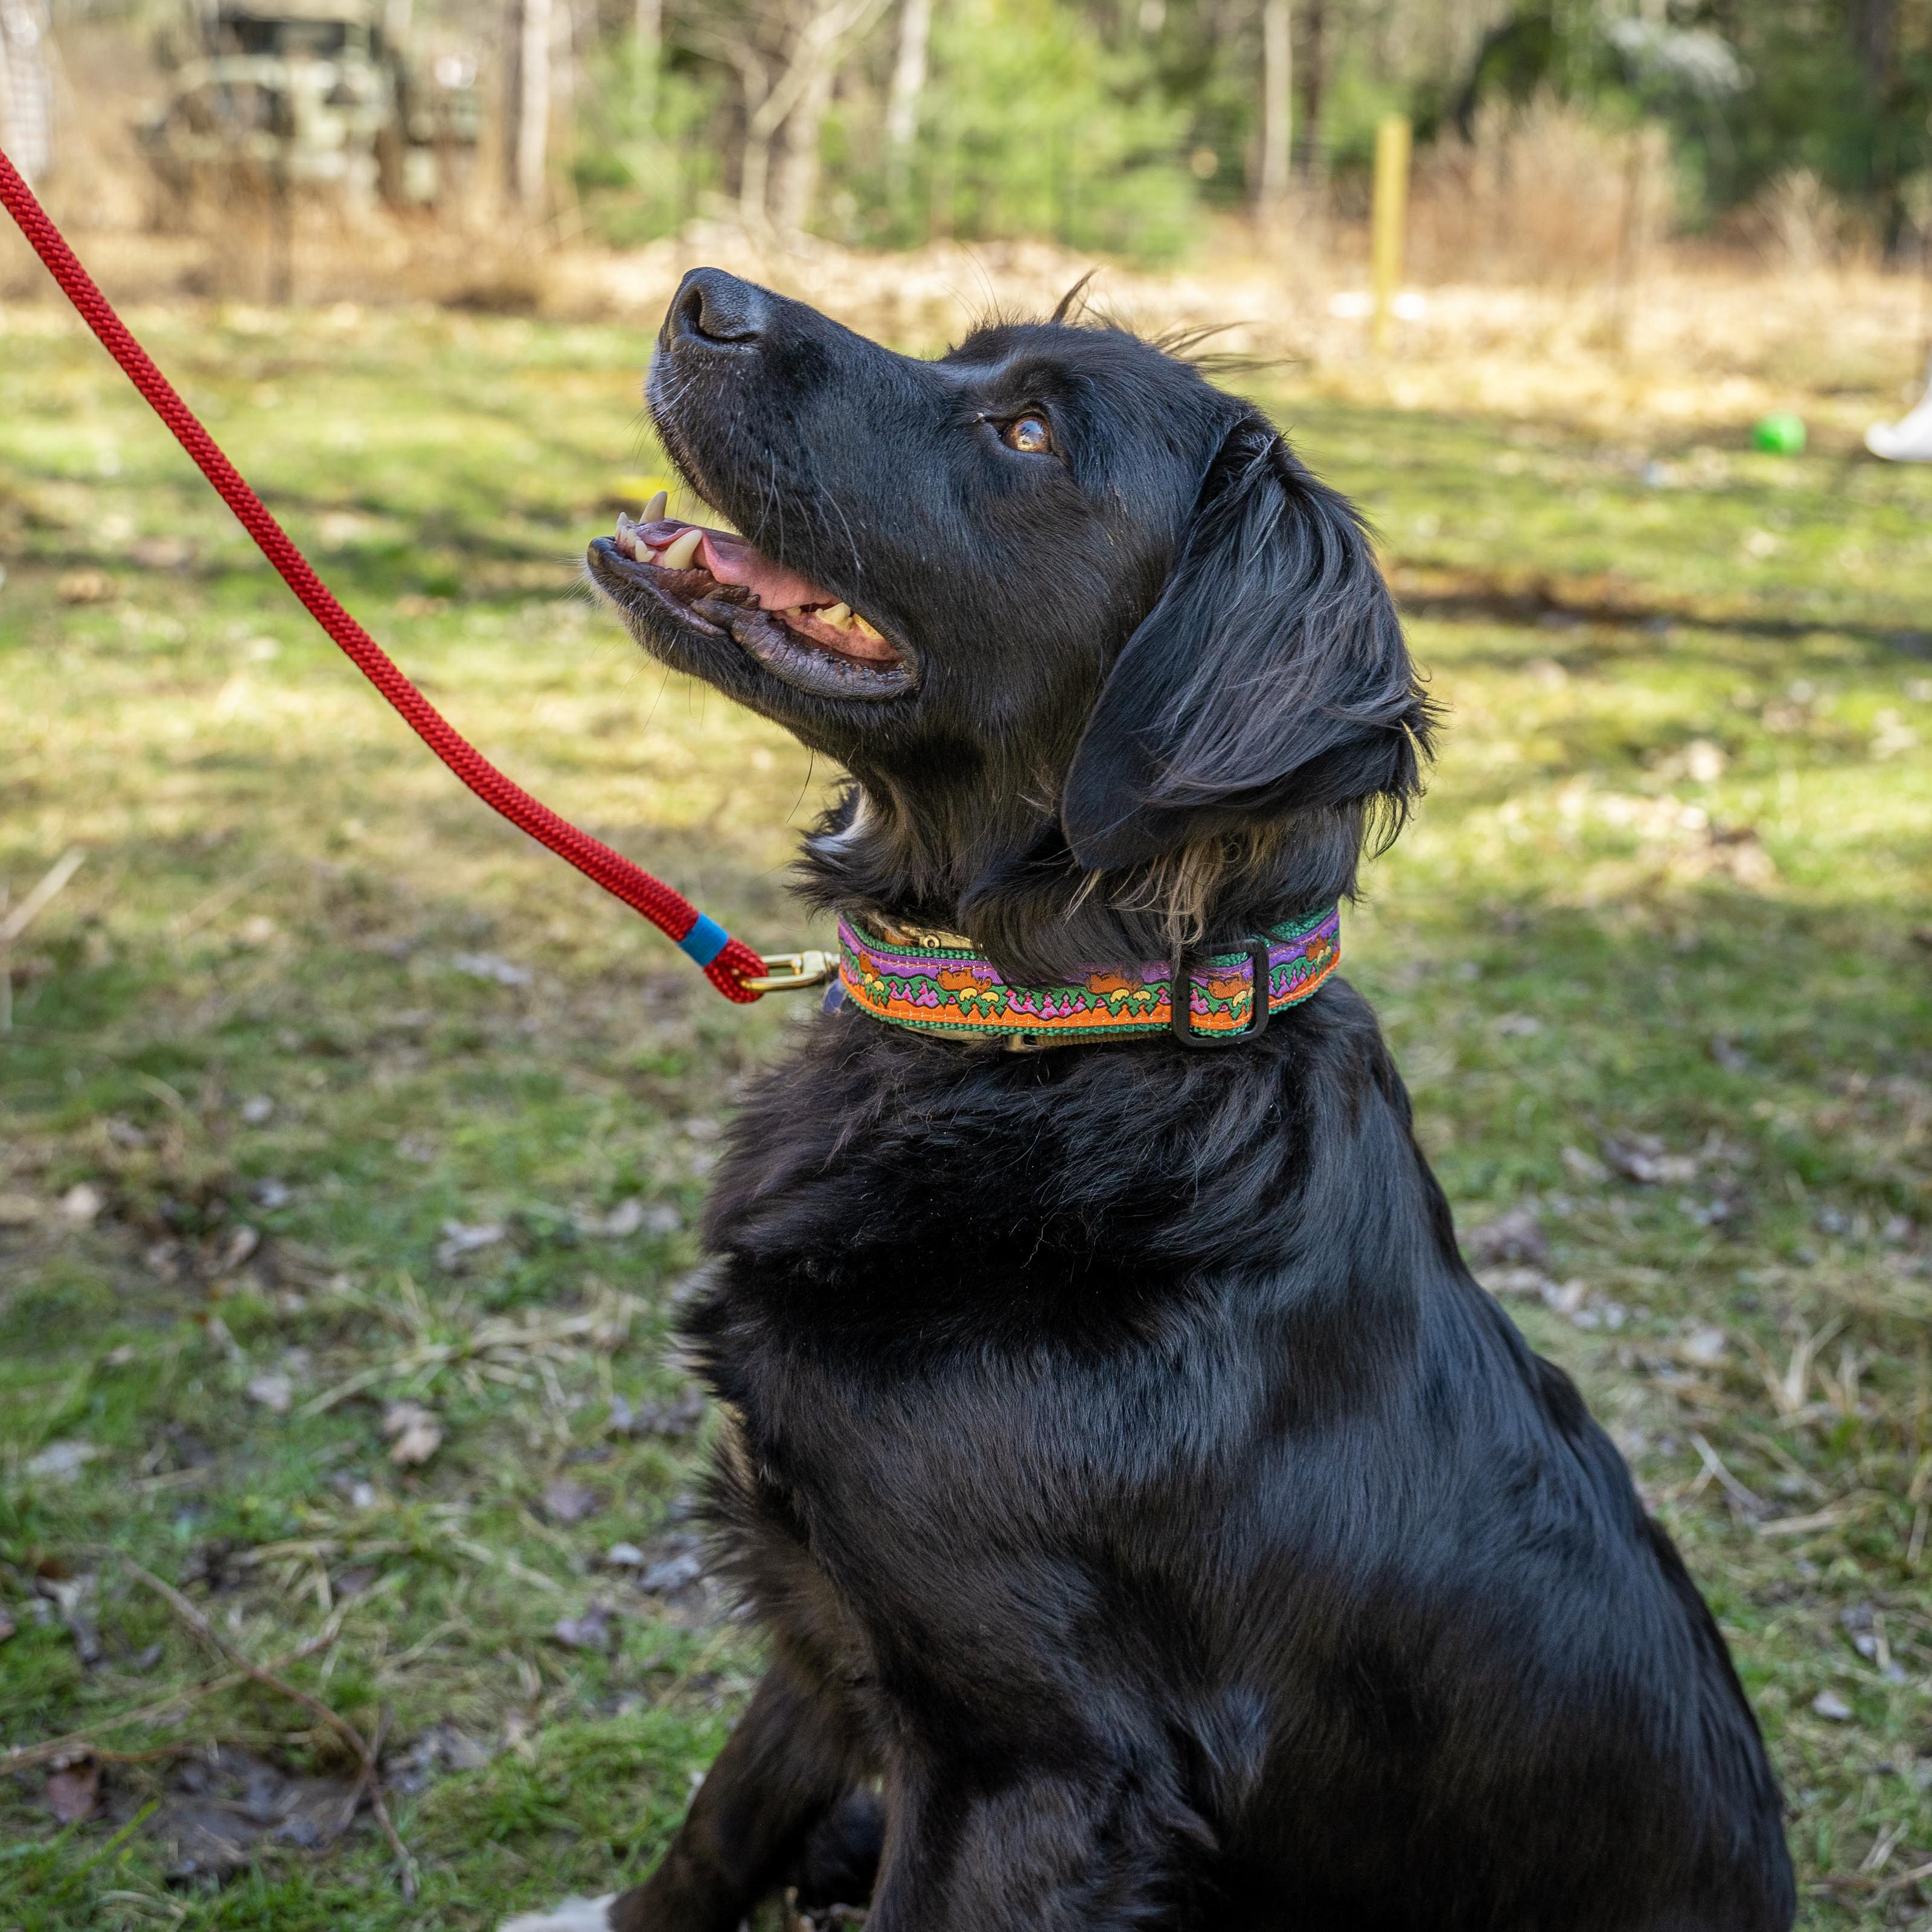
[1,0,1930,297]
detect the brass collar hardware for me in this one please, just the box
[875,918,975,950]
[743,949,840,993]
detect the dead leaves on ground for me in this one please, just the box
[550,1604,616,1652]
[380,1401,445,1467]
[245,1366,297,1414]
[541,1477,603,1525]
[44,1757,101,1824]
[609,1385,706,1439]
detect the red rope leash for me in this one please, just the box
[0,149,766,1002]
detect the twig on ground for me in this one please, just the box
[1860,1818,1910,1875]
[1740,1321,1843,1421]
[119,1556,419,1899]
[337,1704,392,1837]
[1686,1432,1768,1518]
[129,1464,216,1494]
[167,856,281,943]
[0,846,86,948]
[0,1588,371,1778]
[0,1671,252,1777]
[1741,1429,1827,1499]
[1755,1495,1874,1538]
[296,1294,643,1416]
[447,1532,565,1594]
[0,845,86,1031]
[1871,1856,1932,1902]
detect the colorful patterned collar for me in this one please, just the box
[830,906,1340,1049]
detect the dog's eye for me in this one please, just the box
[1003,415,1052,455]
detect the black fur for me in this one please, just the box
[583,268,1794,1932]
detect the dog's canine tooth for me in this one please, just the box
[642,489,668,523]
[822,603,853,628]
[659,527,703,571]
[852,613,884,641]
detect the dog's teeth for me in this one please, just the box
[822,603,852,628]
[658,527,703,571]
[852,613,883,641]
[642,490,668,523]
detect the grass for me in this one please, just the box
[0,292,1929,1930]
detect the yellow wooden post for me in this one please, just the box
[1371,114,1412,356]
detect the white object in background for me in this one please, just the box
[1327,290,1427,322]
[499,1898,615,1932]
[1867,354,1932,461]
[0,0,56,184]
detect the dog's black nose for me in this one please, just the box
[668,269,769,348]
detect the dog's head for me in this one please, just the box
[588,269,1433,980]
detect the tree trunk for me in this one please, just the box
[773,55,833,235]
[738,75,774,227]
[512,0,551,213]
[1852,0,1894,94]
[884,0,931,195]
[1257,0,1291,214]
[725,0,884,232]
[0,0,54,185]
[1852,0,1898,246]
[1299,0,1324,178]
[633,0,661,117]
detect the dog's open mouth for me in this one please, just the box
[586,501,916,702]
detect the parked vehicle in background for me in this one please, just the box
[0,0,55,184]
[138,0,478,211]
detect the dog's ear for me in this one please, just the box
[1061,419,1431,872]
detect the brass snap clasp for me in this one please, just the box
[741,949,839,993]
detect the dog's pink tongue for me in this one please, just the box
[696,529,832,612]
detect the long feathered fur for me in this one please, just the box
[583,267,1794,1932]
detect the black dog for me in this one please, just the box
[555,269,1794,1931]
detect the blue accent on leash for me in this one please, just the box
[677,913,730,968]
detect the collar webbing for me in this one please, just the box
[834,907,1340,1046]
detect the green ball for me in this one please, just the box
[1752,412,1807,455]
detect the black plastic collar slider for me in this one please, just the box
[1169,935,1273,1049]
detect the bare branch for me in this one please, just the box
[120,1558,419,1899]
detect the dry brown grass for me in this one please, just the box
[6,196,1927,458]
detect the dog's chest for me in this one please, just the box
[706,1401,882,1690]
[711,1373,963,1608]
[702,1337,1119,1721]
